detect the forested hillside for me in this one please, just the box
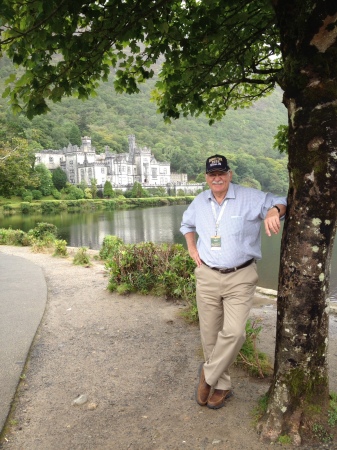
[0,56,288,194]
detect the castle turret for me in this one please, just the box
[82,136,92,153]
[128,135,136,160]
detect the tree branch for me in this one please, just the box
[0,0,68,45]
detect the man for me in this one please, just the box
[180,154,287,410]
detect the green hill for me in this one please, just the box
[0,56,288,194]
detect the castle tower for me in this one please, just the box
[82,136,92,153]
[128,135,136,160]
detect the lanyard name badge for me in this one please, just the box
[211,200,228,250]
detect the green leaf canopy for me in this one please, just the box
[1,0,282,120]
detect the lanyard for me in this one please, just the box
[211,199,228,236]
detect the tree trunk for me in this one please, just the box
[258,1,337,445]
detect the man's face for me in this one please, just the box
[205,170,232,197]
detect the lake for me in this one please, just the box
[1,204,336,301]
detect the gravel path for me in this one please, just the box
[0,246,337,450]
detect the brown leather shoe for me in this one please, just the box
[207,389,233,409]
[195,363,211,406]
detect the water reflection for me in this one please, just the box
[1,204,336,300]
[0,205,187,249]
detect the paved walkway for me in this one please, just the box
[0,252,47,433]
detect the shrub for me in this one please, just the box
[0,228,30,246]
[103,200,117,210]
[20,222,58,252]
[22,195,33,203]
[53,239,68,257]
[103,180,114,198]
[29,222,58,240]
[73,247,91,266]
[146,187,167,197]
[84,188,92,199]
[52,189,61,200]
[31,189,43,200]
[0,222,60,249]
[105,240,195,301]
[0,229,7,244]
[99,235,123,260]
[65,187,85,200]
[30,236,54,252]
[52,167,67,191]
[41,201,59,214]
[21,189,32,200]
[65,200,78,208]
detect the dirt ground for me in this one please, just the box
[1,246,337,450]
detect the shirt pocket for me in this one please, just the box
[229,215,243,235]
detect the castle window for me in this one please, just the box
[70,160,73,165]
[49,157,54,162]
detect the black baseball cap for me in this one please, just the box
[206,154,230,173]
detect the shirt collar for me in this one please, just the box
[207,182,236,204]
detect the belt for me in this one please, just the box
[201,258,255,274]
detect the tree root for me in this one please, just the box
[258,405,303,446]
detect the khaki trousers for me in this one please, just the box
[195,262,258,390]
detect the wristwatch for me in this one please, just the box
[268,205,280,213]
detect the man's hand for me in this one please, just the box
[184,232,202,267]
[188,246,202,267]
[264,207,281,237]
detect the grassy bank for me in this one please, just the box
[0,196,194,215]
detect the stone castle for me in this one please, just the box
[35,135,188,188]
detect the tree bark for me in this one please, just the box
[259,0,337,445]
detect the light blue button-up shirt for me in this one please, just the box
[180,183,287,268]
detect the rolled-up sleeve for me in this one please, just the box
[261,193,287,219]
[180,201,197,235]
